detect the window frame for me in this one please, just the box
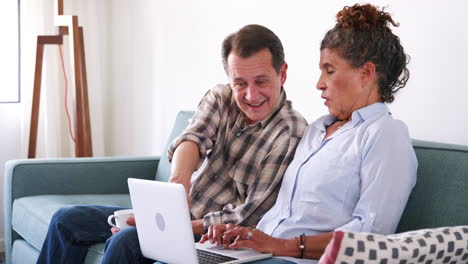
[0,0,21,103]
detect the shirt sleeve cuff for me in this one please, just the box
[167,134,207,169]
[335,213,376,233]
[203,212,223,231]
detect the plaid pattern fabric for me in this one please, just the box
[168,84,307,229]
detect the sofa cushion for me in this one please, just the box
[319,226,468,264]
[12,239,105,264]
[11,239,105,264]
[84,243,106,263]
[12,239,39,264]
[12,194,131,251]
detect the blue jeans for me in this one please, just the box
[37,206,294,264]
[36,205,154,264]
[102,227,155,264]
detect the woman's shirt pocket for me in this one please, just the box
[296,146,361,216]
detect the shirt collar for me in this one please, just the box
[354,102,391,122]
[315,102,391,131]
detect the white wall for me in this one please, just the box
[0,105,22,253]
[0,0,21,252]
[111,0,466,156]
[1,0,468,251]
[31,0,462,159]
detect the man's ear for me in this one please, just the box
[280,63,288,85]
[361,61,376,86]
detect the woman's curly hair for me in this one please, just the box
[321,4,410,103]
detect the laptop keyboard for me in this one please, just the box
[197,249,238,264]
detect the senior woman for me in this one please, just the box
[200,4,417,263]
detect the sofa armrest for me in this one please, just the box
[4,156,160,199]
[3,156,159,264]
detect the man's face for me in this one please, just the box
[227,48,287,125]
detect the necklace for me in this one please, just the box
[336,119,349,129]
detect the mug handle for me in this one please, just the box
[107,215,117,227]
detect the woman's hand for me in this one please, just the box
[199,223,237,246]
[223,226,285,255]
[110,217,136,235]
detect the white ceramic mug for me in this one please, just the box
[107,209,134,230]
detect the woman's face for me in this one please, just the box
[316,48,378,120]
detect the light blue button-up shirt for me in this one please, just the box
[257,103,417,246]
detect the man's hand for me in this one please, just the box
[192,219,205,234]
[110,217,136,235]
[199,223,237,247]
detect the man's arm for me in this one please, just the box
[169,141,200,207]
[167,87,225,207]
[203,132,302,229]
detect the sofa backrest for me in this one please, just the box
[396,139,468,232]
[154,111,195,182]
[156,112,468,231]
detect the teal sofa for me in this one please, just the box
[3,111,468,263]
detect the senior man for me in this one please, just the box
[36,24,307,264]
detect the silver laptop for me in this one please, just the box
[128,178,272,264]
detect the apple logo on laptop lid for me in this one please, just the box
[155,212,166,231]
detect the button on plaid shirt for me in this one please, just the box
[168,84,307,229]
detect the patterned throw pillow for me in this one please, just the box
[319,226,468,264]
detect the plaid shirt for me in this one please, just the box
[168,84,307,229]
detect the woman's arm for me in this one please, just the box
[335,120,417,234]
[225,227,334,260]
